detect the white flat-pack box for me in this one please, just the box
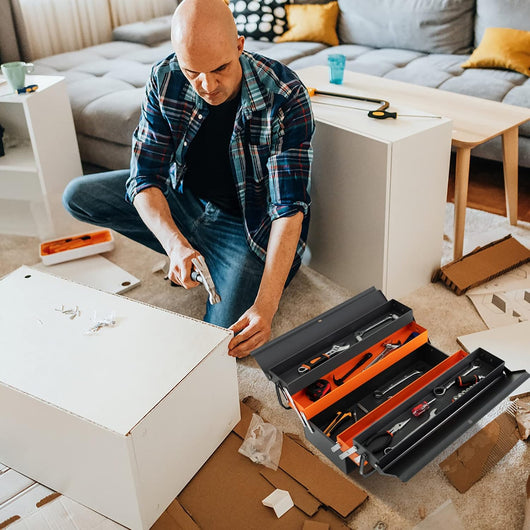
[0,266,240,530]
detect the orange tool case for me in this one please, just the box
[252,287,529,480]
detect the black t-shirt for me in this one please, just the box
[185,93,241,216]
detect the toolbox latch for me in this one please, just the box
[277,384,314,433]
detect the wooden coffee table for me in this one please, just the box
[297,66,530,259]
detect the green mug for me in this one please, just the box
[1,61,34,92]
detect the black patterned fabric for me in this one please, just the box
[229,0,288,42]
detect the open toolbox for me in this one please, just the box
[252,287,529,481]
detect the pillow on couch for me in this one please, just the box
[337,0,475,54]
[112,16,172,46]
[461,27,530,77]
[276,1,339,46]
[474,0,530,47]
[229,0,288,42]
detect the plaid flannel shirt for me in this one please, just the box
[126,50,314,267]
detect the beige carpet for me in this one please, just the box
[1,203,529,529]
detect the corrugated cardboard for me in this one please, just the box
[432,235,530,295]
[172,401,367,529]
[439,409,521,493]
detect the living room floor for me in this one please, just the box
[447,155,530,223]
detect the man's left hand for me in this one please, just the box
[228,303,274,358]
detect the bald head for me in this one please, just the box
[172,0,239,59]
[171,0,245,106]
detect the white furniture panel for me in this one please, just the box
[0,76,89,238]
[0,266,239,530]
[297,67,453,299]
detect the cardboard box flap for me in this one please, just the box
[439,409,521,493]
[433,235,530,295]
[260,467,321,517]
[278,434,367,518]
[234,401,367,518]
[151,499,200,530]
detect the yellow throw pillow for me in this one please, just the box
[276,1,339,46]
[461,27,530,77]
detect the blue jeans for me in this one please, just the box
[62,169,269,328]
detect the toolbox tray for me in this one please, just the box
[305,341,449,474]
[253,287,413,395]
[252,288,530,481]
[350,348,518,479]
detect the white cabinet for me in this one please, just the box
[297,67,453,299]
[0,75,86,238]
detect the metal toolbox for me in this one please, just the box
[252,287,529,481]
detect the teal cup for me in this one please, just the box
[328,54,346,85]
[1,61,34,92]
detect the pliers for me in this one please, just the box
[364,419,411,453]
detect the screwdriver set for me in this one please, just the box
[252,287,529,481]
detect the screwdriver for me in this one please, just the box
[411,398,436,417]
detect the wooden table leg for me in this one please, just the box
[453,147,471,260]
[502,126,519,225]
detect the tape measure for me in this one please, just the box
[305,379,332,401]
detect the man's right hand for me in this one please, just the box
[166,237,202,289]
[132,187,202,289]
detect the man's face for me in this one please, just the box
[177,36,245,106]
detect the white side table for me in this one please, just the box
[0,75,87,239]
[296,67,453,299]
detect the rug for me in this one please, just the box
[1,203,529,529]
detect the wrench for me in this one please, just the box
[298,343,351,374]
[383,408,438,454]
[433,363,480,396]
[355,313,398,342]
[373,370,422,399]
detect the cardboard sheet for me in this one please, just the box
[432,235,530,295]
[457,321,530,394]
[467,288,530,329]
[31,255,140,294]
[439,409,521,493]
[176,401,367,529]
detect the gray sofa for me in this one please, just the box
[32,0,530,170]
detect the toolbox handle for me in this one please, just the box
[275,383,291,410]
[358,455,378,477]
[277,384,314,433]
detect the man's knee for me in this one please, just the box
[62,175,88,220]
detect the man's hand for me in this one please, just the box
[228,211,304,358]
[133,187,202,289]
[228,302,275,358]
[166,237,202,289]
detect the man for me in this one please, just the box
[63,0,314,358]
